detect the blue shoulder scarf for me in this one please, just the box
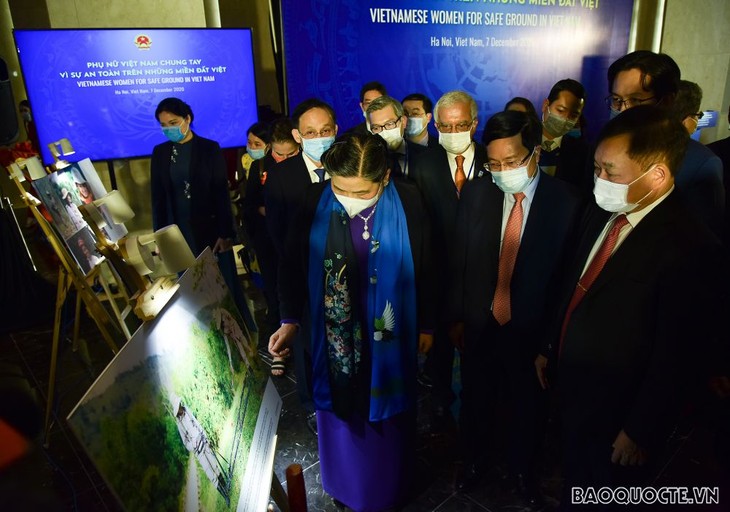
[308,182,417,422]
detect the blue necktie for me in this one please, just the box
[314,168,325,182]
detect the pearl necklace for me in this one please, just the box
[356,203,377,240]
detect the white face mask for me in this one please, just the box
[593,167,654,213]
[378,126,404,150]
[439,130,472,154]
[405,117,425,137]
[490,150,536,194]
[334,183,382,218]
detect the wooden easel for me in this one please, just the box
[6,169,127,445]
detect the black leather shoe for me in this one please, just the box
[305,412,318,436]
[455,464,481,492]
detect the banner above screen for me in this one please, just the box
[15,28,258,165]
[281,0,633,141]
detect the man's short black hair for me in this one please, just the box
[607,51,680,105]
[401,93,433,114]
[482,110,541,150]
[359,81,387,102]
[597,105,688,177]
[673,80,702,121]
[547,79,586,103]
[291,98,337,129]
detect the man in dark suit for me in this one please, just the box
[606,50,724,237]
[538,79,594,194]
[671,80,725,239]
[535,106,720,507]
[344,81,386,136]
[265,98,338,434]
[451,111,582,504]
[707,106,730,245]
[366,95,428,178]
[402,93,439,148]
[410,90,486,431]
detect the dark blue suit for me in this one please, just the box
[451,171,582,475]
[552,192,720,494]
[675,138,724,239]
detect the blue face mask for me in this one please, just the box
[301,136,335,163]
[247,147,266,160]
[609,108,621,120]
[162,121,188,143]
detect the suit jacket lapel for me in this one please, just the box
[582,192,679,299]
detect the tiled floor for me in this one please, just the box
[2,276,729,511]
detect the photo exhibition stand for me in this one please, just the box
[5,167,127,446]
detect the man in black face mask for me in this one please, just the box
[538,79,593,194]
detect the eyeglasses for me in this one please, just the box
[370,118,402,134]
[485,148,535,172]
[435,119,474,133]
[605,95,656,111]
[299,127,335,139]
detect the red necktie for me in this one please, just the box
[455,154,466,195]
[492,192,526,325]
[559,214,629,355]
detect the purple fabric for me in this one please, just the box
[314,207,415,511]
[317,409,415,511]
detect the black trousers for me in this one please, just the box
[459,315,547,477]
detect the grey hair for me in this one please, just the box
[433,90,477,123]
[366,95,404,118]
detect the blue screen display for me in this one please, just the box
[15,28,258,165]
[281,0,633,142]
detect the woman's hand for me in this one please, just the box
[212,237,233,253]
[269,323,298,358]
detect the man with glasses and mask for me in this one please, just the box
[670,80,724,238]
[366,95,428,178]
[410,90,487,435]
[535,106,720,507]
[606,51,724,237]
[450,111,582,505]
[265,98,338,436]
[538,79,594,193]
[402,93,438,148]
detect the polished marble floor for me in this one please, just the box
[1,279,729,511]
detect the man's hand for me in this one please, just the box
[269,323,298,358]
[534,354,549,390]
[212,237,233,254]
[611,429,647,466]
[448,322,465,352]
[418,333,433,354]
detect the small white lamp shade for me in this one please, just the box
[59,138,75,156]
[24,157,47,180]
[93,190,134,224]
[47,143,60,159]
[123,236,156,276]
[154,225,196,274]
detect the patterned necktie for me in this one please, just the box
[314,168,325,183]
[492,192,526,325]
[454,154,466,194]
[542,139,557,152]
[559,214,629,355]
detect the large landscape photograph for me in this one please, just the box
[68,249,277,511]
